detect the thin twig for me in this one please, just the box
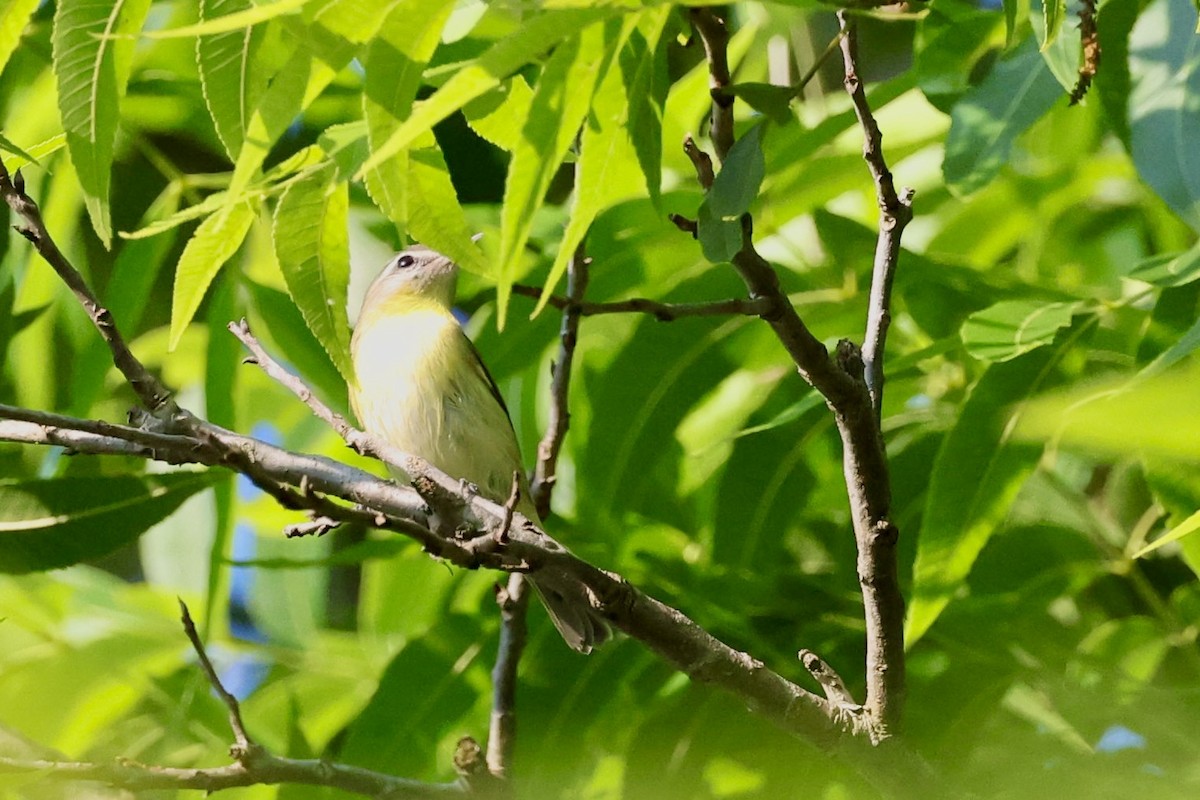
[487,574,529,783]
[178,600,257,756]
[0,162,179,418]
[511,284,770,322]
[837,12,914,419]
[689,8,735,161]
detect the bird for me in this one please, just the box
[349,243,608,652]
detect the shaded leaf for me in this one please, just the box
[722,83,794,124]
[245,279,345,408]
[908,350,1054,644]
[943,38,1062,195]
[1127,242,1200,287]
[52,0,154,247]
[962,300,1079,362]
[1129,0,1200,232]
[622,13,671,210]
[197,0,273,160]
[696,121,766,263]
[0,473,220,574]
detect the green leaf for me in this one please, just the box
[0,0,40,76]
[496,18,623,327]
[907,351,1054,644]
[1129,0,1200,233]
[169,200,258,350]
[0,132,67,173]
[0,130,39,165]
[304,0,391,44]
[695,120,767,263]
[621,8,671,210]
[245,279,345,407]
[1135,508,1200,557]
[537,20,653,314]
[1040,0,1066,50]
[1016,362,1200,461]
[406,146,488,277]
[361,0,455,233]
[463,76,534,152]
[962,300,1079,362]
[707,120,767,218]
[0,473,220,574]
[144,0,308,38]
[356,7,613,180]
[722,83,794,124]
[1002,0,1029,47]
[52,0,154,247]
[272,166,354,383]
[1126,242,1200,287]
[1033,0,1082,91]
[943,38,1063,196]
[196,0,274,161]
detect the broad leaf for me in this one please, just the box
[943,38,1062,195]
[0,473,220,574]
[1129,0,1200,233]
[356,7,613,179]
[273,165,354,383]
[169,200,258,349]
[52,0,153,247]
[962,300,1079,362]
[496,18,622,327]
[197,0,274,160]
[907,350,1054,644]
[696,120,767,263]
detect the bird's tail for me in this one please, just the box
[528,577,610,654]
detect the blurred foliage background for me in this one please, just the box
[1,0,1199,797]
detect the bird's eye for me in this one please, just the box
[393,254,416,271]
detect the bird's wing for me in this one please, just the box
[459,328,514,426]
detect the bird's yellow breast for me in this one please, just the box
[349,299,530,512]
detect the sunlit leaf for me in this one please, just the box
[1135,509,1200,557]
[0,473,221,573]
[52,0,153,247]
[696,120,766,263]
[144,0,308,38]
[962,300,1079,362]
[169,200,258,349]
[496,18,623,327]
[908,350,1054,644]
[356,7,613,180]
[197,0,274,160]
[273,165,353,383]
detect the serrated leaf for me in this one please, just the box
[463,76,534,152]
[145,0,308,38]
[272,166,354,383]
[1129,0,1200,233]
[962,300,1079,362]
[496,19,623,327]
[0,132,66,173]
[537,22,651,314]
[407,146,488,277]
[52,0,154,248]
[0,473,220,574]
[169,200,258,349]
[317,120,369,179]
[0,130,38,164]
[362,0,455,231]
[356,7,613,180]
[1127,242,1200,287]
[943,38,1062,196]
[197,0,272,160]
[1040,0,1066,49]
[306,0,391,44]
[621,10,671,210]
[0,0,41,76]
[907,351,1054,644]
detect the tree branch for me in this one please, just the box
[0,601,464,798]
[683,10,909,741]
[689,8,735,161]
[837,12,914,419]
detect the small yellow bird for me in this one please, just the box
[350,244,608,652]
